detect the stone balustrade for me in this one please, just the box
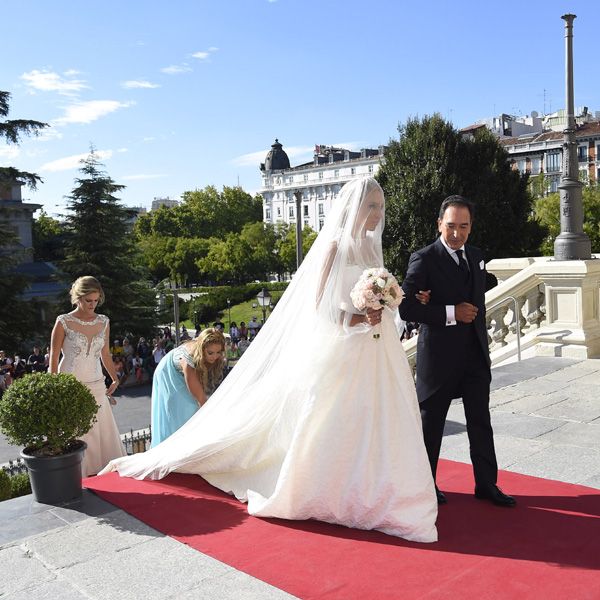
[403,255,600,369]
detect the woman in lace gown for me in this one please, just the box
[50,276,126,476]
[102,178,438,542]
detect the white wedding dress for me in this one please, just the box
[102,178,438,543]
[57,313,126,476]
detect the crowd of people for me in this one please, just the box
[0,345,50,396]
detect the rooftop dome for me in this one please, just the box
[260,138,290,172]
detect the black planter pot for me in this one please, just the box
[20,441,87,505]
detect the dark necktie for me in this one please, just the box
[457,250,469,281]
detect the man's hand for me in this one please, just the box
[455,302,478,323]
[416,290,431,305]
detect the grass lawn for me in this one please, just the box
[180,291,284,332]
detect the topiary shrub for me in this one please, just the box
[0,469,10,501]
[0,372,99,456]
[10,472,32,498]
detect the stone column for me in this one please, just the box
[554,13,591,260]
[294,190,303,268]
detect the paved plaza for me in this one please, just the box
[1,356,599,599]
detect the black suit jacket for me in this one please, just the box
[399,238,491,401]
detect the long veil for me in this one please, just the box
[102,177,390,479]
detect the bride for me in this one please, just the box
[101,177,438,543]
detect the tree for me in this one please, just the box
[0,91,48,191]
[276,224,318,274]
[32,211,66,262]
[378,114,545,279]
[61,149,157,336]
[533,184,600,255]
[0,91,48,350]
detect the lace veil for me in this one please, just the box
[103,177,389,479]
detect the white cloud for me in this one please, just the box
[122,80,160,89]
[192,47,218,61]
[161,64,192,75]
[21,69,89,95]
[142,137,155,143]
[121,173,168,181]
[232,145,314,167]
[53,100,134,125]
[0,146,20,163]
[40,150,113,172]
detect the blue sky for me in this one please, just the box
[2,0,598,216]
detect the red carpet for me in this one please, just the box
[84,460,600,600]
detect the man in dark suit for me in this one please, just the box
[400,195,515,507]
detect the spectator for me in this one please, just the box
[111,339,123,356]
[0,350,13,389]
[27,345,46,373]
[247,316,260,339]
[132,353,144,383]
[213,319,224,331]
[239,321,248,340]
[43,346,50,370]
[181,325,191,340]
[12,355,27,379]
[113,355,126,384]
[153,340,166,367]
[137,337,149,359]
[229,321,240,344]
[194,323,202,338]
[237,337,251,356]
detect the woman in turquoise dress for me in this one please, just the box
[150,328,225,447]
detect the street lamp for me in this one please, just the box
[227,298,231,328]
[256,288,272,323]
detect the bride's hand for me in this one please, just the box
[365,307,383,326]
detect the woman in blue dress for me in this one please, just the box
[150,328,225,447]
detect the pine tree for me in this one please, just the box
[61,149,156,336]
[0,91,48,350]
[378,114,544,279]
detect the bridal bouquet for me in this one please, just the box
[350,268,404,338]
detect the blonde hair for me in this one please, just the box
[69,276,105,306]
[188,328,225,393]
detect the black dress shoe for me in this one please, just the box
[435,486,447,505]
[474,485,516,507]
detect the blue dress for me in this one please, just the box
[150,346,199,447]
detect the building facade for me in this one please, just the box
[0,181,41,263]
[259,139,385,231]
[151,196,180,211]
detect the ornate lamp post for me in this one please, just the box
[554,13,591,260]
[256,288,272,323]
[227,298,231,328]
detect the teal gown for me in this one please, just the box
[150,346,199,447]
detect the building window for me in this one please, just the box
[277,207,281,217]
[368,165,374,174]
[577,145,588,162]
[530,157,541,175]
[303,174,308,182]
[304,219,309,227]
[334,169,339,178]
[517,159,526,173]
[289,206,294,219]
[288,176,294,184]
[318,218,324,230]
[318,203,324,216]
[545,152,561,173]
[303,205,309,217]
[265,209,271,220]
[351,167,356,175]
[579,169,589,183]
[319,171,324,180]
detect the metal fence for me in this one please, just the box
[1,427,152,478]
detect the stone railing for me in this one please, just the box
[403,255,600,369]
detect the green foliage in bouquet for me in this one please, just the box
[0,373,98,455]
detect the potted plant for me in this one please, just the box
[0,372,99,504]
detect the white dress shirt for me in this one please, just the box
[439,236,467,327]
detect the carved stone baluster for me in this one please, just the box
[525,287,545,331]
[508,296,527,338]
[490,305,510,347]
